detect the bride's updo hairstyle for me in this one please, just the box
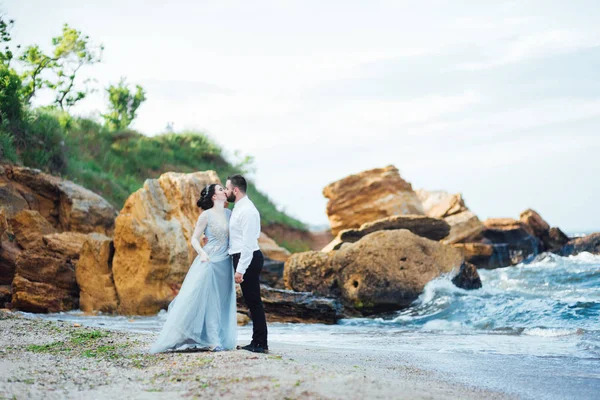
[197,184,217,210]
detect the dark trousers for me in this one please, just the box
[233,250,268,346]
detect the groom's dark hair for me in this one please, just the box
[227,174,247,193]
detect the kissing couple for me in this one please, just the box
[150,174,268,354]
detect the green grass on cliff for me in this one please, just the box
[2,109,306,230]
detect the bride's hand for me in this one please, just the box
[200,253,210,263]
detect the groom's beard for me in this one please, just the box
[226,193,236,203]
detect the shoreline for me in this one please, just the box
[0,311,510,399]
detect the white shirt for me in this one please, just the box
[228,196,261,275]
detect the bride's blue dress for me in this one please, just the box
[150,208,237,353]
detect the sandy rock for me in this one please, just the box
[11,232,88,313]
[417,190,468,219]
[417,190,484,245]
[441,211,484,245]
[11,275,77,313]
[0,165,117,235]
[323,215,450,252]
[112,171,220,315]
[10,210,57,249]
[76,234,118,313]
[287,230,464,314]
[323,165,424,236]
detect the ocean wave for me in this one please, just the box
[522,328,583,337]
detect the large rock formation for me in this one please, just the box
[285,230,465,314]
[323,166,424,236]
[237,285,345,324]
[416,190,484,244]
[561,233,600,256]
[322,215,450,252]
[12,232,88,312]
[76,234,118,313]
[112,171,221,315]
[0,165,117,235]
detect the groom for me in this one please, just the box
[225,174,269,353]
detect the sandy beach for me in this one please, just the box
[0,311,511,399]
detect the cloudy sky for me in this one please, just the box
[5,0,600,232]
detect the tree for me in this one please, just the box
[19,24,102,109]
[0,15,22,129]
[0,64,23,129]
[102,78,146,131]
[0,15,16,66]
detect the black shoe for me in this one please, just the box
[240,343,269,354]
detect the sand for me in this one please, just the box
[0,311,511,399]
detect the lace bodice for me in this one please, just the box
[191,207,231,261]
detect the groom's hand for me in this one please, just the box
[235,272,244,284]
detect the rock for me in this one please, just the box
[11,232,88,313]
[237,285,345,324]
[416,190,467,219]
[0,285,11,307]
[416,190,484,245]
[547,227,570,253]
[286,230,464,314]
[441,211,484,245]
[0,208,9,240]
[519,209,550,238]
[11,275,77,313]
[76,234,118,314]
[112,171,220,315]
[519,209,569,253]
[237,312,250,326]
[0,239,19,286]
[9,210,57,249]
[0,208,18,285]
[451,262,482,290]
[323,165,424,236]
[341,215,449,242]
[480,218,541,265]
[561,233,600,256]
[452,243,511,269]
[322,215,450,252]
[0,165,117,235]
[43,232,90,258]
[284,251,338,299]
[258,232,291,262]
[260,258,285,289]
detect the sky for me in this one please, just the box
[4,0,600,232]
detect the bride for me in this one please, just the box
[150,184,237,353]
